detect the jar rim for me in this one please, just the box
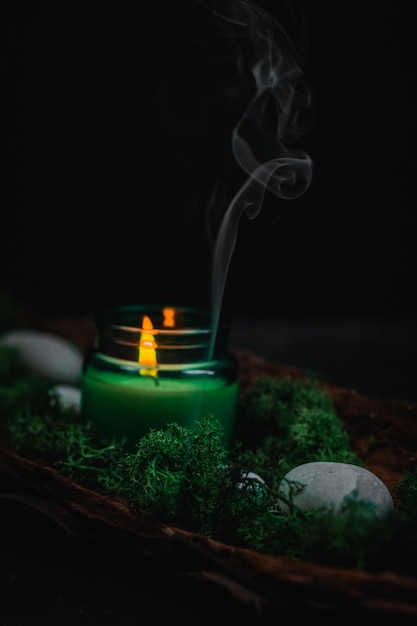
[95,304,229,333]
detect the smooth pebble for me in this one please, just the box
[237,471,266,501]
[50,384,82,413]
[278,461,394,519]
[0,329,83,385]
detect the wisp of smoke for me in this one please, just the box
[200,0,314,351]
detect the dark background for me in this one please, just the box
[1,0,415,319]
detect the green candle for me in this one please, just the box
[80,305,239,447]
[81,364,239,445]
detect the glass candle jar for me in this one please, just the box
[80,305,239,447]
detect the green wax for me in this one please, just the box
[81,368,238,446]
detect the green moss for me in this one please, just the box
[1,345,417,574]
[233,375,362,491]
[117,417,233,535]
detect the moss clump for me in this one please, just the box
[117,417,234,536]
[0,347,125,491]
[233,375,362,492]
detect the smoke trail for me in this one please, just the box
[204,0,314,347]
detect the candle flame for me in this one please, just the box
[162,307,175,328]
[139,315,158,377]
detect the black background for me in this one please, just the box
[0,0,415,320]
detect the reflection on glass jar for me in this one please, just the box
[81,305,239,447]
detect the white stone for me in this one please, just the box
[278,461,394,519]
[49,384,81,413]
[0,330,83,385]
[237,471,266,501]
